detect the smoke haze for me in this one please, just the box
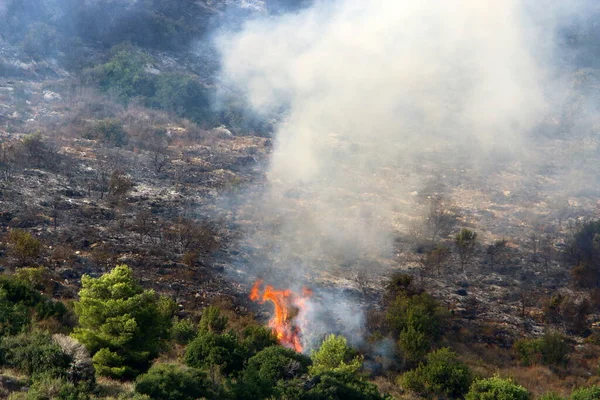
[217,0,552,267]
[215,0,600,347]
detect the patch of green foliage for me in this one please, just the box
[466,376,531,400]
[386,290,446,363]
[0,332,70,379]
[570,385,600,400]
[0,275,66,336]
[135,363,210,400]
[513,332,570,367]
[72,265,175,379]
[566,220,600,288]
[309,334,363,376]
[7,229,42,263]
[198,306,228,334]
[87,47,214,126]
[83,119,128,147]
[399,347,472,398]
[183,330,245,376]
[234,345,311,399]
[278,370,387,400]
[170,318,197,345]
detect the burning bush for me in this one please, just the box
[249,280,312,352]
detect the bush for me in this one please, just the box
[7,229,42,264]
[171,318,197,345]
[466,376,531,400]
[0,275,66,335]
[198,306,228,334]
[386,291,446,362]
[24,374,88,400]
[135,363,209,400]
[0,332,70,379]
[565,220,600,288]
[398,325,431,363]
[183,330,245,376]
[241,325,278,357]
[513,332,569,367]
[235,345,311,400]
[310,334,363,376]
[277,370,386,400]
[399,348,472,398]
[571,386,600,400]
[72,265,175,379]
[455,228,478,269]
[83,119,128,146]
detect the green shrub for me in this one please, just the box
[386,291,446,362]
[135,363,209,400]
[310,334,363,376]
[83,119,128,146]
[571,385,600,400]
[466,376,531,400]
[183,330,245,376]
[398,325,431,363]
[198,306,228,334]
[72,265,175,379]
[7,229,42,263]
[277,370,386,400]
[0,332,70,379]
[399,347,472,398]
[235,345,311,400]
[513,332,569,367]
[171,318,197,345]
[0,275,66,335]
[25,374,88,400]
[241,325,278,357]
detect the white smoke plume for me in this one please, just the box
[215,0,588,347]
[217,0,551,267]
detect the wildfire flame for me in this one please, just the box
[250,279,312,352]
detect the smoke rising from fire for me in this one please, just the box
[217,0,550,262]
[216,1,597,348]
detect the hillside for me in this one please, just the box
[1,1,600,399]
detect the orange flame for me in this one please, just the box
[249,280,311,352]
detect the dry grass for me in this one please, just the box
[95,377,134,398]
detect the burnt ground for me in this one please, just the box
[2,33,600,395]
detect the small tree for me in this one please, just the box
[422,196,458,243]
[198,306,228,334]
[486,239,508,270]
[420,245,451,276]
[108,169,134,204]
[72,265,175,379]
[7,229,42,265]
[455,229,478,271]
[309,334,363,376]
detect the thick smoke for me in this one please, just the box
[215,0,595,347]
[217,0,550,270]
